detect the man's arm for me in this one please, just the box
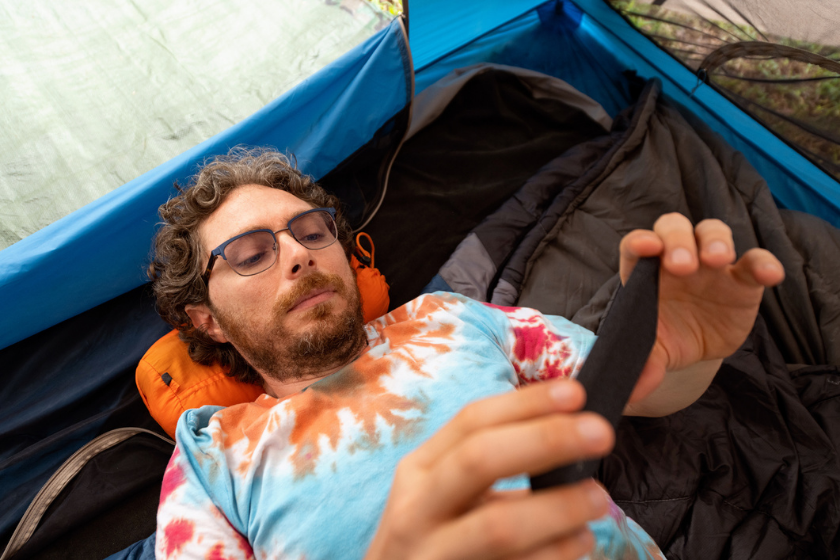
[620,214,784,417]
[623,358,721,417]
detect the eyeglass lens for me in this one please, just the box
[224,210,337,276]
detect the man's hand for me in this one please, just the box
[621,213,785,414]
[364,380,613,560]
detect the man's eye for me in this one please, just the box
[237,251,267,269]
[300,232,324,243]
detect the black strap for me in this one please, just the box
[530,257,659,489]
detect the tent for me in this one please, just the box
[1,0,838,558]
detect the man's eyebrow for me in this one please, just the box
[205,224,274,257]
[210,205,319,252]
[229,223,276,238]
[224,207,313,241]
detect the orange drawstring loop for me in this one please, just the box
[355,232,375,268]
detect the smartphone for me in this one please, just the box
[530,257,659,489]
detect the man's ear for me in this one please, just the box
[185,303,229,343]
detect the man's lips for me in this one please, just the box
[287,288,335,313]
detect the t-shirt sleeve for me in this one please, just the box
[155,443,254,560]
[480,302,596,386]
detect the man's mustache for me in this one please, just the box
[274,272,349,316]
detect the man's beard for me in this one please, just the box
[211,271,367,384]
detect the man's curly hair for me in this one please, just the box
[148,146,353,386]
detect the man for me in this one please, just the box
[150,147,784,560]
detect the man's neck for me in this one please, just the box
[261,347,365,398]
[263,376,321,398]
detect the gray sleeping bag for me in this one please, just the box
[431,78,840,558]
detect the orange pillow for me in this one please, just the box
[136,330,266,438]
[137,256,389,438]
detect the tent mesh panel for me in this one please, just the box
[608,0,840,181]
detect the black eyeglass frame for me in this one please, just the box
[201,207,338,284]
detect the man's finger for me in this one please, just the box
[730,248,785,288]
[619,230,663,285]
[426,412,613,517]
[694,219,735,268]
[653,212,698,276]
[424,480,607,560]
[409,380,586,468]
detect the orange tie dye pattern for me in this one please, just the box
[207,295,459,479]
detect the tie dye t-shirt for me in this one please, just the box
[156,292,664,560]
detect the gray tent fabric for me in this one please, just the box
[406,63,613,140]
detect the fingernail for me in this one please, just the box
[549,381,576,406]
[707,241,728,255]
[671,248,693,265]
[576,415,609,445]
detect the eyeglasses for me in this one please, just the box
[202,207,338,284]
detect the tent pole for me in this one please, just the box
[402,0,408,39]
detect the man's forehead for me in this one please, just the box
[199,184,314,251]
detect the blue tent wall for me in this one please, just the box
[0,21,412,352]
[408,0,546,69]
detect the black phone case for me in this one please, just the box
[530,257,659,490]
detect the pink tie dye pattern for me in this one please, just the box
[484,302,577,384]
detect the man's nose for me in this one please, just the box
[277,231,314,277]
